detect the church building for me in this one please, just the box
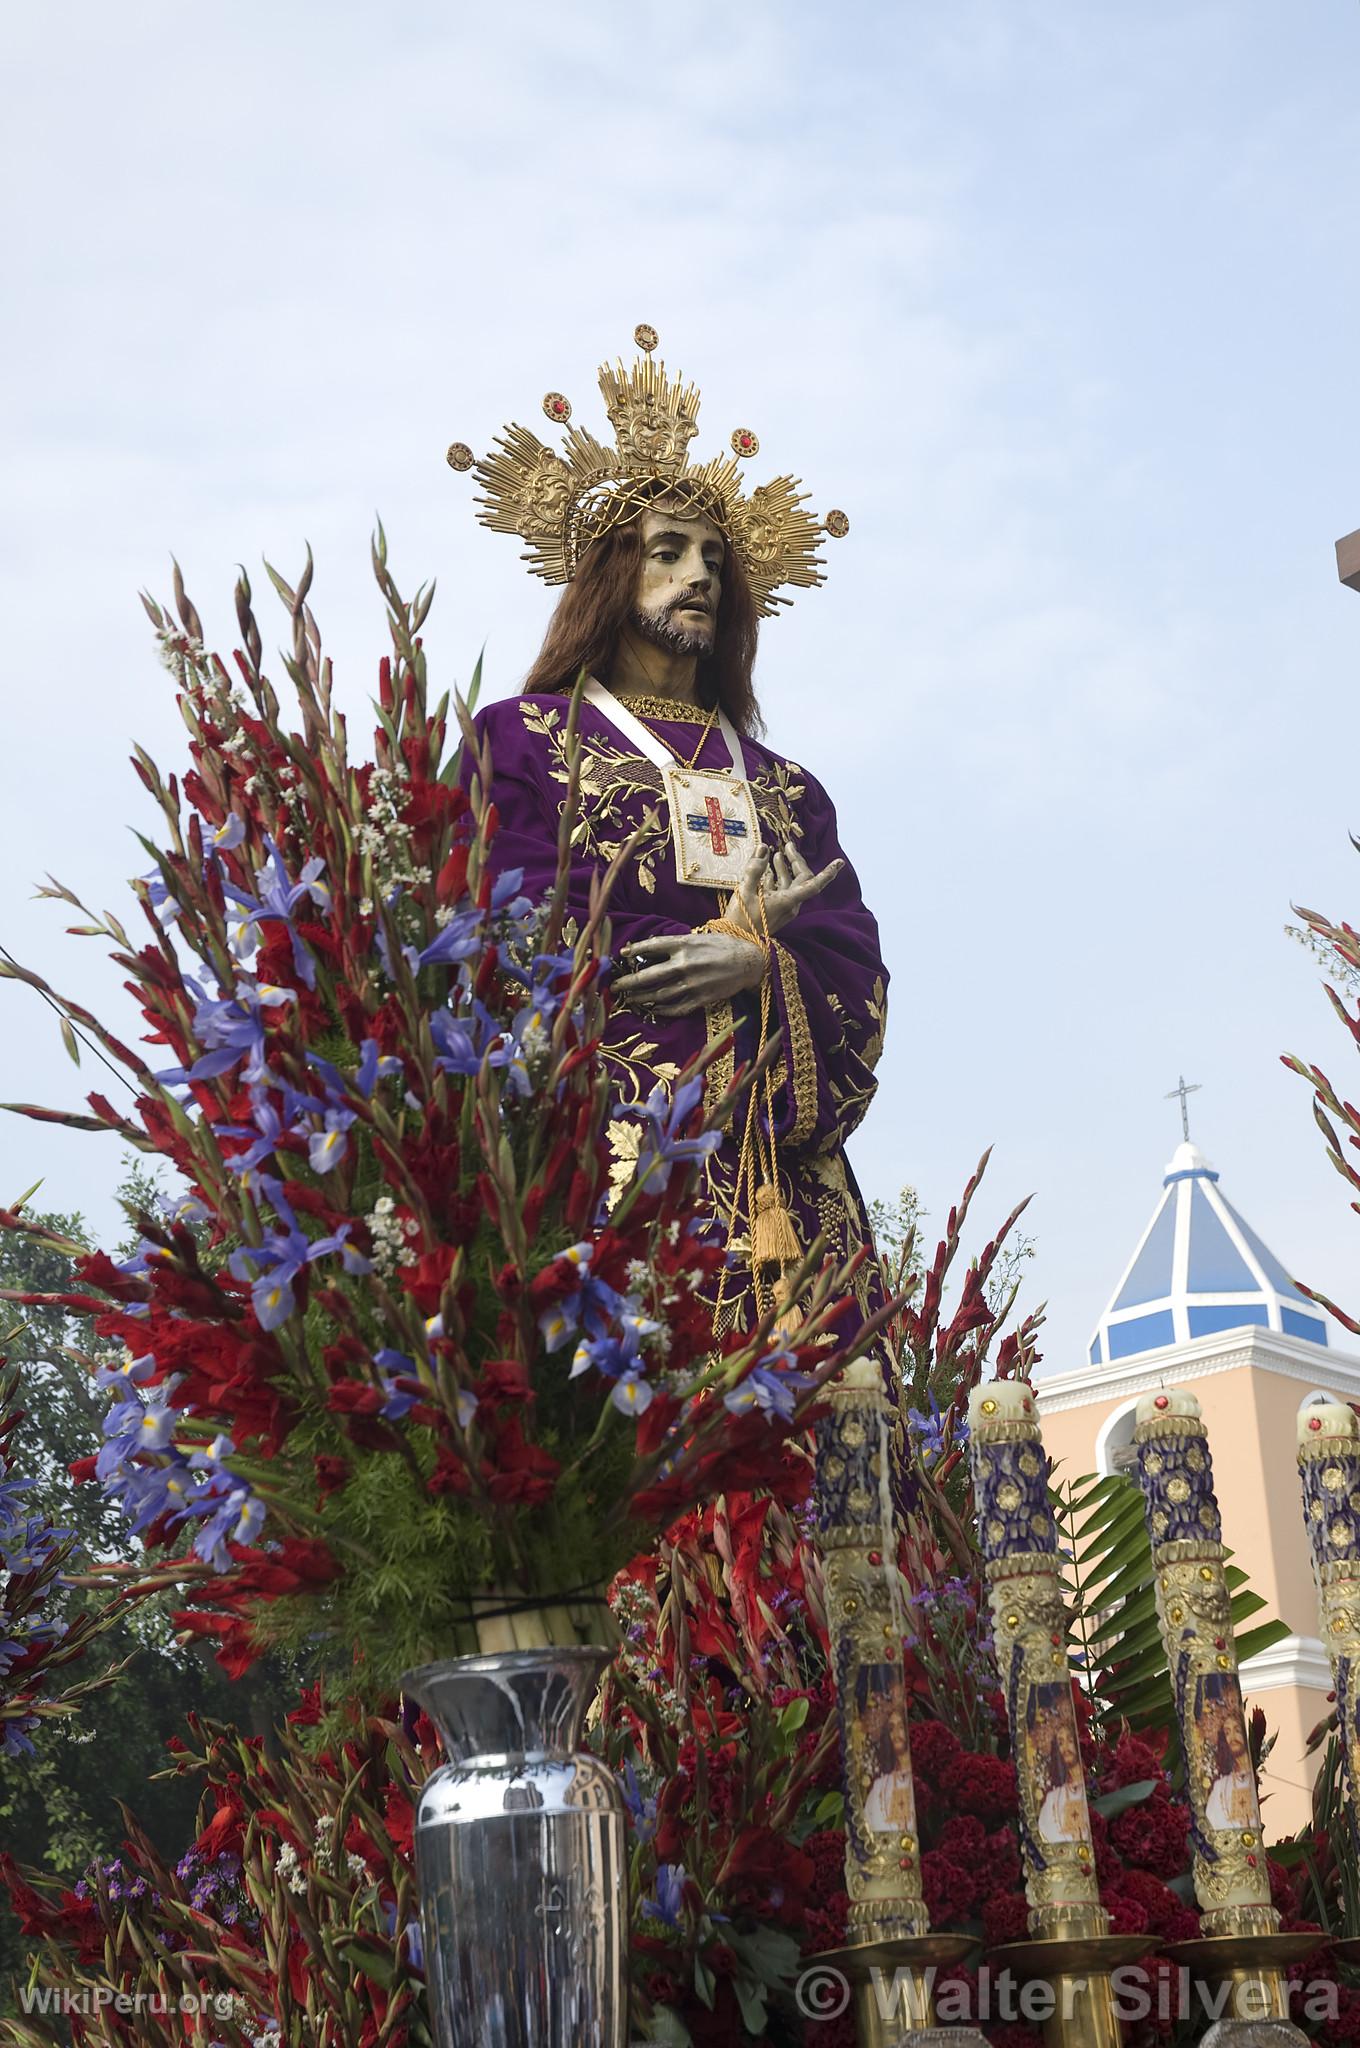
[1036,1136,1355,1834]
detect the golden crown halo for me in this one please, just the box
[446,323,848,618]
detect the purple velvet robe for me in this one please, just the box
[470,690,889,1338]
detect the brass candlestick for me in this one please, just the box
[1132,1388,1315,2037]
[812,1357,986,2045]
[969,1380,1151,2048]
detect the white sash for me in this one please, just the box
[581,678,761,890]
[581,677,745,773]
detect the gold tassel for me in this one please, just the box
[750,1180,802,1273]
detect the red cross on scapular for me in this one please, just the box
[684,798,749,858]
[702,795,728,855]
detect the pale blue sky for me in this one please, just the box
[3,1,1358,1372]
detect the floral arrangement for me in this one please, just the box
[0,1362,135,1761]
[5,1168,1356,2046]
[2,1691,429,2048]
[0,545,880,1695]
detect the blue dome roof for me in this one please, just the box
[1088,1143,1327,1366]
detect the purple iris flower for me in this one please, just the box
[93,1352,156,1397]
[222,839,330,990]
[307,1037,402,1102]
[538,1244,628,1354]
[620,1761,657,1844]
[382,1901,424,1971]
[906,1394,952,1459]
[632,1077,721,1192]
[371,1352,421,1421]
[2,1716,38,1759]
[157,978,297,1089]
[228,1179,368,1328]
[723,1358,814,1423]
[141,870,182,927]
[430,1008,481,1076]
[490,866,528,914]
[416,907,485,971]
[97,1385,179,1477]
[0,1515,68,1576]
[642,1864,687,1928]
[210,813,246,853]
[185,1483,265,1570]
[308,1108,357,1175]
[219,1091,297,1175]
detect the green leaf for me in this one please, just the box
[1090,1778,1158,1819]
[692,1957,716,2010]
[645,2009,694,2047]
[777,1696,810,1736]
[59,1018,81,1067]
[811,1789,845,1827]
[733,1977,769,2033]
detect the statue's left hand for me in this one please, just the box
[612,931,766,1018]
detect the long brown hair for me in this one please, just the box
[520,509,763,735]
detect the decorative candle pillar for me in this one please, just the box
[1297,1394,1360,1864]
[813,1356,983,2046]
[1132,1389,1273,1930]
[966,1380,1154,2048]
[817,1362,927,1995]
[968,1380,1105,1941]
[1132,1389,1314,2037]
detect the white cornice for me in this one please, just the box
[1239,1634,1334,1697]
[1036,1324,1360,1414]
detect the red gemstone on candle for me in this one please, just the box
[1154,1396,1169,1410]
[1309,1416,1323,1431]
[899,1855,912,1869]
[1050,1633,1060,1646]
[868,1551,882,1566]
[1246,1854,1258,1868]
[1214,1638,1225,1650]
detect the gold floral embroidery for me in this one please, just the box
[703,999,737,1131]
[521,697,809,896]
[774,940,819,1146]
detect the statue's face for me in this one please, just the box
[631,504,724,659]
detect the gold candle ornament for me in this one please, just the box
[1131,1387,1317,2039]
[817,1358,928,1943]
[968,1379,1105,1940]
[967,1382,1152,2048]
[813,1357,981,2044]
[1297,1394,1360,1866]
[1131,1388,1273,1928]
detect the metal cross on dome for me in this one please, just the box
[1165,1073,1202,1143]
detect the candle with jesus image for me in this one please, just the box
[1131,1387,1275,1927]
[852,1661,920,1835]
[967,1378,1107,1939]
[1296,1393,1360,1863]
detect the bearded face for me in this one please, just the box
[630,504,725,659]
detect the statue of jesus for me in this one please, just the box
[449,326,888,1340]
